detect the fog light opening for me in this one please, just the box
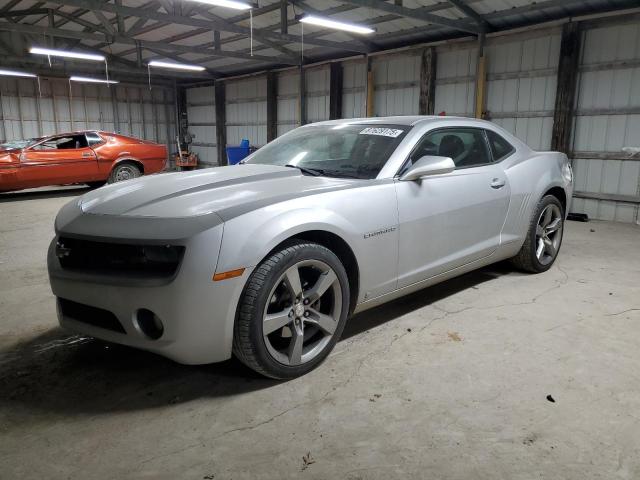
[136,309,164,340]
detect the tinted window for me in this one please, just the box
[486,130,514,161]
[245,124,409,179]
[86,132,103,146]
[410,128,491,168]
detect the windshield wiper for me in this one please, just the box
[285,164,323,176]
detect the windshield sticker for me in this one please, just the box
[359,127,403,138]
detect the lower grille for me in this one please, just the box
[59,298,126,334]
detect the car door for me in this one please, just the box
[395,127,511,289]
[19,134,99,188]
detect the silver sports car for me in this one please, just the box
[48,116,573,379]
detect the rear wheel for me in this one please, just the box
[511,194,564,273]
[233,241,350,379]
[108,162,141,184]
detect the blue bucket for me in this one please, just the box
[226,139,251,165]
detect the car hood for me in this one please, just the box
[77,164,360,220]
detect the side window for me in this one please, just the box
[33,135,88,150]
[486,130,514,161]
[86,132,103,147]
[409,128,492,168]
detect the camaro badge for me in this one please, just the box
[364,226,397,239]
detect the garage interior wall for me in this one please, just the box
[570,21,640,223]
[186,85,216,166]
[0,77,176,155]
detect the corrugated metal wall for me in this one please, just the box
[434,46,477,117]
[0,77,175,154]
[305,65,330,123]
[485,31,560,150]
[372,51,421,116]
[570,22,640,224]
[226,76,267,148]
[186,85,216,166]
[342,60,367,119]
[277,69,299,136]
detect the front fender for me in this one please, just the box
[216,206,359,274]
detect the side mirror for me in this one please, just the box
[399,155,455,181]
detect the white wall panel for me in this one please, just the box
[486,32,560,150]
[342,60,366,119]
[435,47,477,117]
[306,65,330,123]
[277,70,299,136]
[186,86,216,166]
[571,22,640,223]
[226,76,267,149]
[373,52,420,116]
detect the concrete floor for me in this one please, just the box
[1,186,639,480]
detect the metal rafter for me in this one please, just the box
[447,0,491,30]
[0,20,296,66]
[41,0,371,54]
[339,0,482,34]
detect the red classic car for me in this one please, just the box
[0,131,168,193]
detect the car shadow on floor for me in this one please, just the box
[0,262,523,415]
[0,186,91,202]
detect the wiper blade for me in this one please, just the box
[320,170,363,179]
[285,164,323,176]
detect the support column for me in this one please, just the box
[419,47,436,115]
[266,71,278,142]
[215,80,227,166]
[366,57,374,117]
[329,62,343,120]
[551,22,581,154]
[474,33,487,119]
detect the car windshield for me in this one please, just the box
[244,124,410,179]
[0,138,39,150]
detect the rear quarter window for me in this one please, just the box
[486,130,515,161]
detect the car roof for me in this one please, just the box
[309,115,499,128]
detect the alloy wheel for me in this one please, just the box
[535,204,563,266]
[262,259,342,366]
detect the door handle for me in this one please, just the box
[490,178,506,189]
[82,152,92,158]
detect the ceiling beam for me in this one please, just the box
[41,0,371,54]
[339,0,482,34]
[0,20,297,66]
[447,0,490,30]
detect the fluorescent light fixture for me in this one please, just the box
[148,60,205,71]
[188,0,252,9]
[0,68,37,78]
[299,15,375,34]
[70,76,119,84]
[30,46,105,62]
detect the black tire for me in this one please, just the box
[511,194,565,273]
[86,181,106,189]
[108,162,141,184]
[233,241,350,379]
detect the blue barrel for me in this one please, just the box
[226,139,251,165]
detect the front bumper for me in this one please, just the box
[47,227,251,365]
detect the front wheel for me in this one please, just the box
[511,195,564,273]
[233,241,350,379]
